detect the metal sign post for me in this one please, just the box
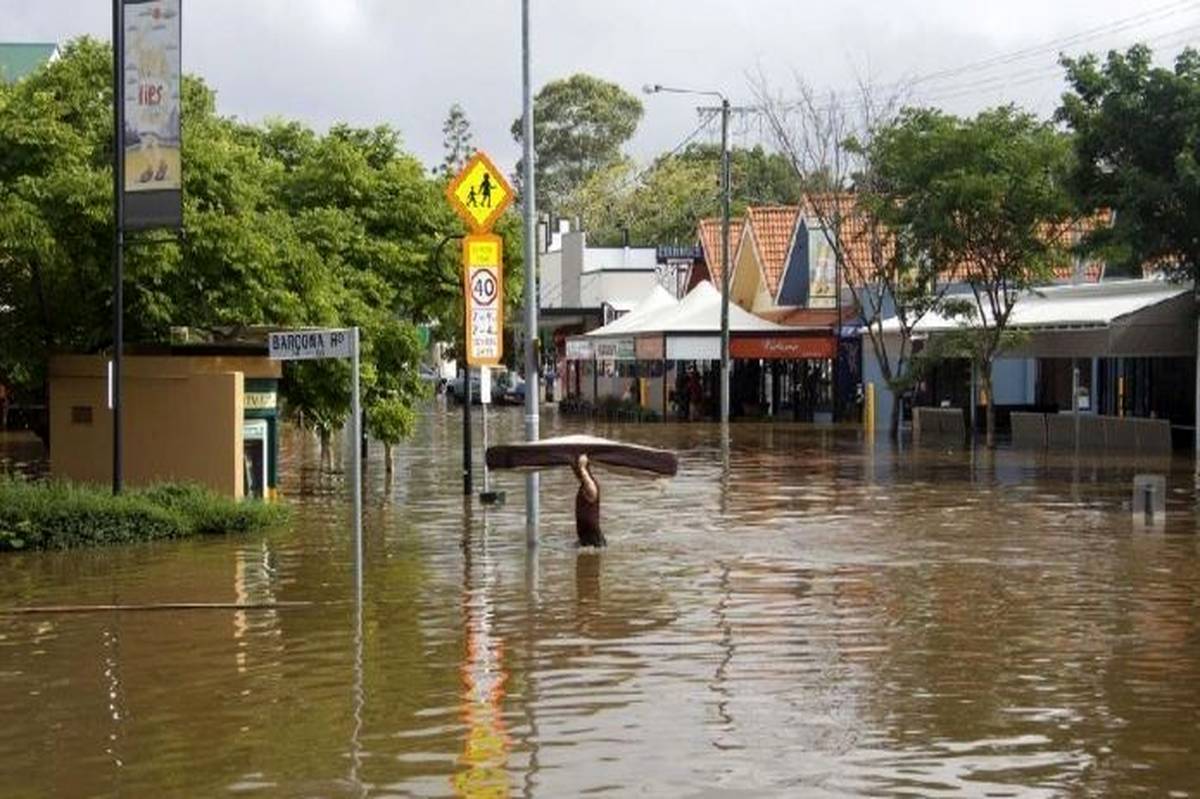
[112,0,184,494]
[480,365,492,495]
[446,151,513,511]
[269,327,362,584]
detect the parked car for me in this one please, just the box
[447,373,481,404]
[499,375,526,406]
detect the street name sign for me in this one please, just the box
[267,326,364,583]
[446,150,514,233]
[269,329,353,361]
[463,234,504,366]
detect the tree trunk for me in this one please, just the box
[319,427,332,472]
[889,393,902,440]
[384,442,394,477]
[982,363,996,449]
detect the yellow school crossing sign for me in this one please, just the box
[446,150,514,233]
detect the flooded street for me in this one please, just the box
[2,407,1200,797]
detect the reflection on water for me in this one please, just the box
[2,410,1200,796]
[453,508,512,798]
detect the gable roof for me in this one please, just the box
[654,280,784,334]
[697,217,744,285]
[585,285,679,337]
[745,205,801,298]
[0,43,57,83]
[801,193,1108,287]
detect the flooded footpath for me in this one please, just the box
[2,407,1199,797]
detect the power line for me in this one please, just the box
[910,0,1200,88]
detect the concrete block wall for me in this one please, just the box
[1015,411,1171,457]
[913,407,966,446]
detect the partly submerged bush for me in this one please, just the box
[0,480,287,552]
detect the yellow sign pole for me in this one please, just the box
[864,382,876,436]
[462,234,504,367]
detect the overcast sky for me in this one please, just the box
[4,0,1197,171]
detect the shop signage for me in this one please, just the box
[565,338,594,360]
[731,335,836,360]
[244,391,277,410]
[635,336,664,360]
[666,336,720,361]
[594,338,635,361]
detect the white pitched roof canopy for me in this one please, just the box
[647,281,785,335]
[586,284,678,337]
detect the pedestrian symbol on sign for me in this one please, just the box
[446,151,513,233]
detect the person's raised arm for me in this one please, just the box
[575,454,599,502]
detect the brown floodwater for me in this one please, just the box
[2,409,1200,798]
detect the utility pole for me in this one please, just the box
[111,0,125,494]
[718,97,731,424]
[521,0,540,545]
[643,84,734,423]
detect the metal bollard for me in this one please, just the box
[1132,474,1166,528]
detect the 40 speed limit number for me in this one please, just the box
[462,234,504,366]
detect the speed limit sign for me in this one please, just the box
[469,268,499,307]
[462,234,504,366]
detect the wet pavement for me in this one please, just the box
[2,408,1199,797]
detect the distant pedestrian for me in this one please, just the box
[687,369,703,421]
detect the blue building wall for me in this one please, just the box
[863,343,1035,429]
[861,284,1036,429]
[777,222,810,306]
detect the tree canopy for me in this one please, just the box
[557,144,801,247]
[1058,45,1200,278]
[511,73,643,213]
[0,37,518,456]
[870,105,1074,445]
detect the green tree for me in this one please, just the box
[440,103,473,178]
[0,37,463,468]
[511,73,643,212]
[557,144,801,247]
[757,80,947,436]
[877,106,1074,447]
[1057,45,1200,278]
[366,321,426,475]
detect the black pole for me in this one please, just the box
[462,366,473,495]
[112,0,125,495]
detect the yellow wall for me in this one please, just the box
[730,233,762,311]
[48,356,270,498]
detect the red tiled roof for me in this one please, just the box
[759,306,854,329]
[746,205,801,298]
[801,193,1109,287]
[697,217,744,285]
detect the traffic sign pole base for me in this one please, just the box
[480,490,506,506]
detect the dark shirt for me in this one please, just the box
[575,482,604,547]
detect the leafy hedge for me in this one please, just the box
[0,480,287,552]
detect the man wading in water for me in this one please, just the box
[571,454,603,547]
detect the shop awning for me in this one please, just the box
[876,279,1196,358]
[567,281,845,360]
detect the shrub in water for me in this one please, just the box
[0,479,286,552]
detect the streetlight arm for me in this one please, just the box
[642,83,726,103]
